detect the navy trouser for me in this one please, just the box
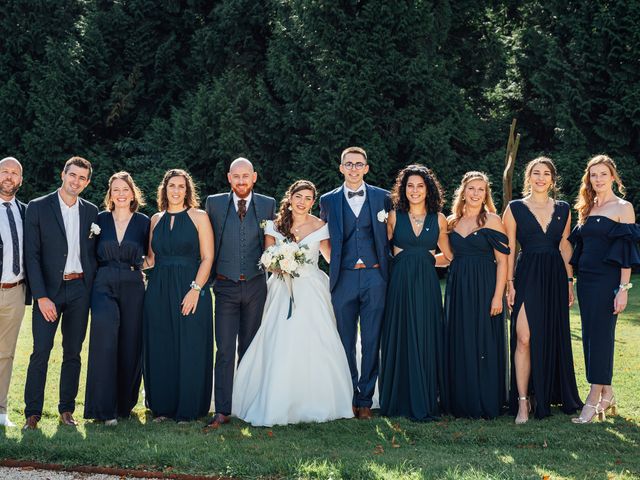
[332,268,387,408]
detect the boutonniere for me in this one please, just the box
[259,219,268,229]
[89,222,101,238]
[377,209,388,223]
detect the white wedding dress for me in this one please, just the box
[232,221,354,426]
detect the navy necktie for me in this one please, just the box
[3,202,20,275]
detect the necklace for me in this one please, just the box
[410,212,426,226]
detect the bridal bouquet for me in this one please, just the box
[259,241,311,279]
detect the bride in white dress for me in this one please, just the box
[232,180,354,426]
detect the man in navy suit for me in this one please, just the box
[204,158,276,430]
[0,157,30,427]
[22,157,98,430]
[319,146,391,419]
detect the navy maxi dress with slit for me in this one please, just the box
[508,200,582,418]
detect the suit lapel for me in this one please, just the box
[78,198,89,260]
[216,192,233,254]
[251,195,266,250]
[365,184,382,258]
[49,192,67,240]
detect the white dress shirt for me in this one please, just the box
[343,183,366,217]
[0,197,24,282]
[58,192,83,274]
[232,192,253,212]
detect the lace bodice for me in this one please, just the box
[264,220,329,270]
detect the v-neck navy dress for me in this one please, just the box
[379,212,445,421]
[508,200,582,418]
[569,217,640,385]
[84,211,150,421]
[444,228,510,418]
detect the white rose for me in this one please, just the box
[279,258,295,274]
[260,250,274,269]
[89,222,101,238]
[377,210,388,223]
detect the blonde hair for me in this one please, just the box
[575,154,626,224]
[103,171,145,212]
[522,156,559,198]
[448,171,497,230]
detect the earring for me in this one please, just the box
[287,205,292,211]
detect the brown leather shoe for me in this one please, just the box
[23,415,40,430]
[358,407,373,420]
[59,412,78,426]
[352,405,359,417]
[203,413,230,432]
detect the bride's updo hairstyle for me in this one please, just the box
[274,179,317,241]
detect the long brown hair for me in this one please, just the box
[103,171,146,212]
[274,180,317,241]
[575,154,626,224]
[156,169,200,211]
[522,156,559,198]
[448,171,497,230]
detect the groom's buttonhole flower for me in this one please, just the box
[377,210,388,223]
[89,222,101,238]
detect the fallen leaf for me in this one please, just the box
[542,475,550,480]
[267,430,274,438]
[391,435,400,448]
[373,444,384,455]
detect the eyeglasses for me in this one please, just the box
[342,162,367,170]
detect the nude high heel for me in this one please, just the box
[571,403,605,424]
[515,396,530,425]
[600,396,617,416]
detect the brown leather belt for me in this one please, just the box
[0,279,25,289]
[353,263,380,270]
[216,274,247,281]
[63,272,84,281]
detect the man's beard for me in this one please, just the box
[232,184,253,198]
[0,181,19,197]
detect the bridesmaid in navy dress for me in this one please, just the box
[379,164,453,421]
[444,172,509,418]
[84,172,150,425]
[503,157,582,424]
[569,155,638,423]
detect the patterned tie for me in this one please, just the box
[3,202,20,275]
[237,199,247,221]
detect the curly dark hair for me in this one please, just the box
[274,180,317,241]
[391,164,444,213]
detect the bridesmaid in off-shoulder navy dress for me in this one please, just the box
[85,173,150,424]
[444,172,510,419]
[569,155,639,423]
[503,157,582,424]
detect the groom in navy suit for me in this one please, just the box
[320,146,391,419]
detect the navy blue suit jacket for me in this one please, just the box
[319,183,391,291]
[0,198,31,304]
[24,191,98,300]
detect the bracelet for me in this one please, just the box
[568,277,574,283]
[190,281,202,292]
[618,282,633,292]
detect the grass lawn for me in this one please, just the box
[1,277,639,479]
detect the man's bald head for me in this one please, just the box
[0,157,23,173]
[229,157,254,174]
[227,157,257,198]
[0,156,23,200]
